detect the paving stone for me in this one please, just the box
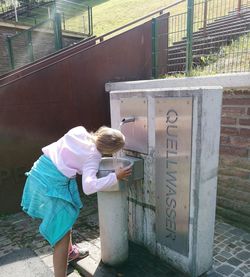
[0,194,250,277]
[213,259,221,268]
[34,245,52,259]
[220,250,232,259]
[216,235,228,243]
[217,242,226,249]
[229,228,246,236]
[214,255,227,262]
[236,250,250,261]
[242,233,250,243]
[203,269,224,277]
[216,264,235,275]
[227,257,242,267]
[215,223,231,232]
[239,264,250,274]
[205,272,223,277]
[0,238,12,247]
[235,241,246,248]
[0,248,53,277]
[213,248,220,255]
[223,245,231,251]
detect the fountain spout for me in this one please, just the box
[120,116,135,125]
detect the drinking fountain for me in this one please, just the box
[97,156,143,266]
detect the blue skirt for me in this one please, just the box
[21,155,83,246]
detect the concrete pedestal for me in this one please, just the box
[109,86,223,277]
[97,190,128,266]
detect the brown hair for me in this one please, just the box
[93,126,125,155]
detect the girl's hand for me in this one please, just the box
[115,165,132,181]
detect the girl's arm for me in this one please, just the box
[82,156,118,195]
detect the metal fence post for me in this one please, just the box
[186,0,194,76]
[6,36,15,69]
[152,18,157,78]
[156,13,169,76]
[88,6,93,36]
[53,13,63,50]
[62,12,66,30]
[238,0,242,16]
[203,0,208,36]
[27,30,34,63]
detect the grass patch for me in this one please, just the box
[191,33,250,76]
[82,0,186,36]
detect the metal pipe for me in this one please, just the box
[203,0,208,36]
[120,117,135,125]
[186,0,194,76]
[238,0,242,16]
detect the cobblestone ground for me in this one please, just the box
[0,194,249,277]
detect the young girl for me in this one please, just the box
[21,126,132,277]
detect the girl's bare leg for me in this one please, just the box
[68,230,73,253]
[53,231,70,277]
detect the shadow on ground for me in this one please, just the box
[0,248,53,277]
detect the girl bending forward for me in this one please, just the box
[21,126,132,277]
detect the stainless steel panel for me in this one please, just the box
[155,97,192,256]
[120,97,148,154]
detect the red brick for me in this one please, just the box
[239,118,250,126]
[221,127,239,136]
[217,186,250,203]
[219,145,248,157]
[221,117,237,125]
[218,175,250,191]
[229,136,250,147]
[222,107,246,116]
[219,168,250,179]
[240,128,250,137]
[223,98,250,106]
[220,135,230,144]
[217,197,250,215]
[224,89,250,96]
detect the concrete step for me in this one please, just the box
[193,19,250,37]
[172,30,249,48]
[167,63,186,73]
[181,25,249,41]
[204,13,250,30]
[73,241,184,277]
[167,46,222,61]
[171,29,249,56]
[168,37,236,54]
[211,8,250,24]
[228,6,250,16]
[167,54,207,65]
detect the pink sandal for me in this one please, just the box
[68,244,89,262]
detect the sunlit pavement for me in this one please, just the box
[0,195,249,277]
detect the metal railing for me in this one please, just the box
[1,0,93,35]
[152,0,250,77]
[0,0,53,22]
[4,0,93,71]
[54,0,93,35]
[6,14,63,69]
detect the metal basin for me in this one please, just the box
[98,157,133,178]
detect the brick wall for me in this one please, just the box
[218,89,250,231]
